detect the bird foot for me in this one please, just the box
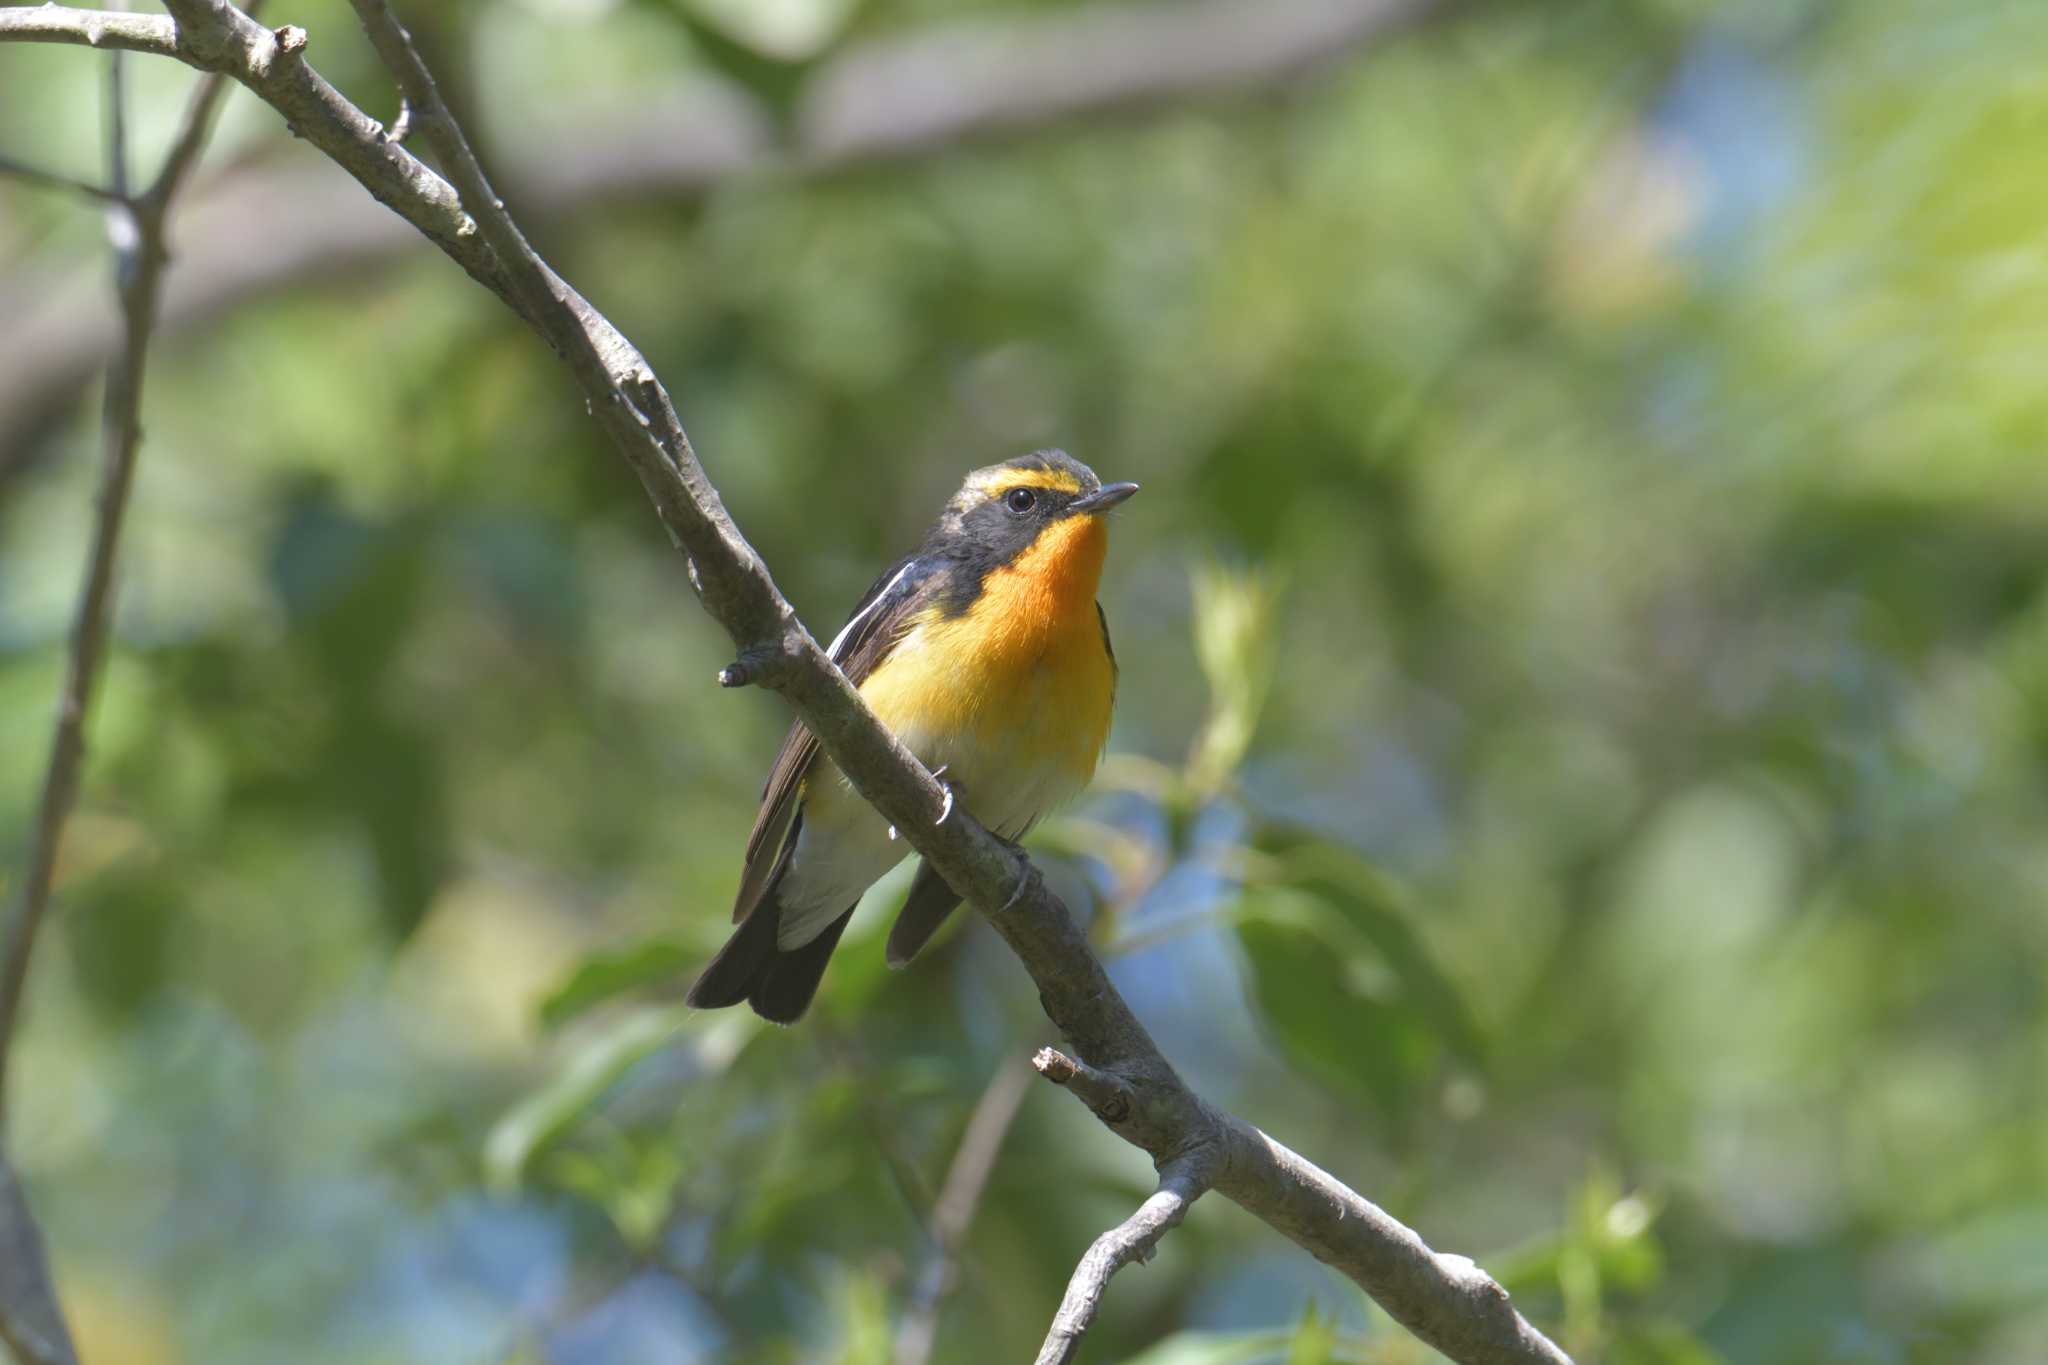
[890,766,953,841]
[999,852,1041,912]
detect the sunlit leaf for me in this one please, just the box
[1246,825,1488,1070]
[1285,1303,1338,1365]
[539,938,697,1030]
[1188,563,1282,794]
[1235,887,1444,1118]
[485,1008,759,1194]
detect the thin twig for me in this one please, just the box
[0,7,1573,1361]
[1034,1152,1216,1365]
[0,152,126,203]
[106,13,130,195]
[144,0,265,207]
[895,1059,1035,1365]
[0,0,250,1122]
[0,28,254,1364]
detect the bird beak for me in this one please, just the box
[1070,482,1140,515]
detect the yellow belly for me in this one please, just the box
[858,597,1115,828]
[861,513,1116,821]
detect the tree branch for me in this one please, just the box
[0,23,256,1361]
[0,4,173,52]
[0,0,1437,468]
[0,1154,75,1365]
[0,152,126,203]
[0,6,1570,1360]
[0,0,253,1120]
[1035,1150,1215,1365]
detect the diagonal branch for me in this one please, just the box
[1035,1149,1216,1365]
[1,6,1571,1361]
[0,152,126,203]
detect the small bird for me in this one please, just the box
[687,450,1138,1023]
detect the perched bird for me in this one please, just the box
[687,450,1138,1023]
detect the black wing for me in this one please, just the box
[730,554,936,923]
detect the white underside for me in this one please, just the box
[773,721,1088,949]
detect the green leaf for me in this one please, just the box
[268,483,450,939]
[538,938,697,1030]
[830,1264,893,1365]
[353,718,450,941]
[1236,888,1444,1117]
[62,862,174,1018]
[1285,1303,1338,1365]
[1253,826,1488,1068]
[1187,563,1282,793]
[1490,1168,1670,1340]
[484,1007,759,1194]
[655,0,847,124]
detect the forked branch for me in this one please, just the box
[1034,1144,1218,1365]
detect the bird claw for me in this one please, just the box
[890,768,953,841]
[1000,857,1040,912]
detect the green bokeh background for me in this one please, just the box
[4,0,2047,1361]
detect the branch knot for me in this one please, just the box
[718,641,798,690]
[1032,1047,1135,1126]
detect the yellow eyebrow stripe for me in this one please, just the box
[973,467,1083,497]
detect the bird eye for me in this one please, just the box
[1004,487,1038,514]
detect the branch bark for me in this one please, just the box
[0,1153,75,1365]
[0,152,125,203]
[1034,1146,1215,1365]
[1,6,1570,1361]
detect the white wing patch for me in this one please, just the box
[825,561,916,661]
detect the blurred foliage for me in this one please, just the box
[6,0,2048,1362]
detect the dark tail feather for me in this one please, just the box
[749,908,855,1023]
[885,860,964,968]
[685,897,783,1011]
[688,897,856,1024]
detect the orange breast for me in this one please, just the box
[859,516,1116,803]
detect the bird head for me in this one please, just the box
[926,449,1139,570]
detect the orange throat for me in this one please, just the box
[973,514,1108,662]
[853,511,1117,813]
